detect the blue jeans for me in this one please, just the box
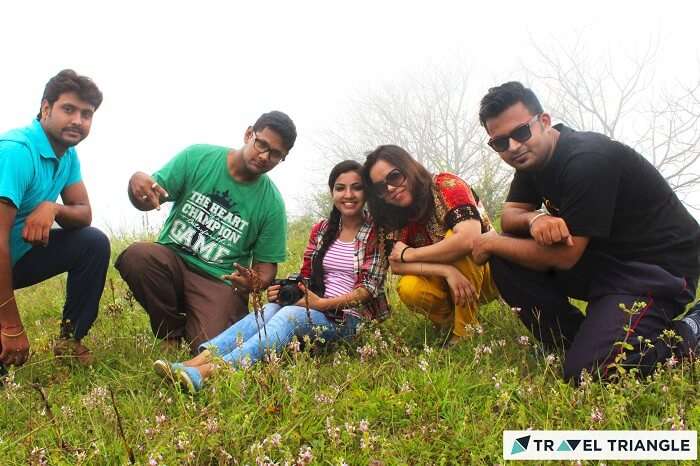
[199,303,361,366]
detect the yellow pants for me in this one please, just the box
[396,242,499,338]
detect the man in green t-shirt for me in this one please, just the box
[116,111,295,351]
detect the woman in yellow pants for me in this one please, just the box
[363,145,500,346]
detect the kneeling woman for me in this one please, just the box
[363,145,499,346]
[154,160,389,392]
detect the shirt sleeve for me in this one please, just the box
[300,221,323,278]
[152,146,191,201]
[559,153,620,238]
[434,173,481,229]
[252,197,287,263]
[64,151,82,187]
[356,225,388,298]
[505,171,542,206]
[0,141,34,208]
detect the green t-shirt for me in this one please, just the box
[153,144,287,281]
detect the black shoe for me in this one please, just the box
[0,362,7,386]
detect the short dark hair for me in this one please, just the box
[478,81,543,128]
[37,69,103,119]
[362,144,434,231]
[252,111,297,151]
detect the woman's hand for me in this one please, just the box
[294,283,327,311]
[444,267,476,307]
[389,240,412,263]
[266,284,281,303]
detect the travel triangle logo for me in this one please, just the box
[557,440,582,452]
[557,441,572,452]
[511,435,531,454]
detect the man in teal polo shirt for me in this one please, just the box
[0,70,110,372]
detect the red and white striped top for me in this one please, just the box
[322,239,356,298]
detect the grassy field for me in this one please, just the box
[1,218,698,465]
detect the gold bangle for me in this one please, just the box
[1,327,25,338]
[0,295,15,309]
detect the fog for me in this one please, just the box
[2,0,699,233]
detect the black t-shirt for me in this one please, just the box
[506,124,700,281]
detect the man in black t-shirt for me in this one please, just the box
[472,81,700,382]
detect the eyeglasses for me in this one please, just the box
[252,133,287,162]
[487,114,541,152]
[372,168,406,198]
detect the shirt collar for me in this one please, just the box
[29,119,59,160]
[330,210,372,240]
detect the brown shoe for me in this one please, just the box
[53,339,95,366]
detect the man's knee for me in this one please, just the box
[77,226,111,261]
[115,242,162,275]
[562,345,609,383]
[397,275,423,307]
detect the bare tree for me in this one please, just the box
[524,35,700,200]
[641,82,700,198]
[315,64,512,218]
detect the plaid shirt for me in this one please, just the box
[300,214,390,322]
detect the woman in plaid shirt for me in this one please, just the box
[154,160,390,393]
[364,145,500,348]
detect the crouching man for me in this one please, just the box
[0,70,109,371]
[473,81,700,382]
[116,111,295,352]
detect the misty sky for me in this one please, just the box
[2,0,699,233]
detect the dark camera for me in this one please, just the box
[271,273,304,306]
[385,239,395,252]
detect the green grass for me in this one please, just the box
[1,219,699,465]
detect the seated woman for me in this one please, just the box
[363,145,500,347]
[153,160,390,392]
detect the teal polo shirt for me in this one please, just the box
[0,119,82,266]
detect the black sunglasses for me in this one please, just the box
[372,168,406,198]
[487,114,541,152]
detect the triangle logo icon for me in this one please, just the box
[568,439,581,450]
[511,435,530,454]
[511,441,526,454]
[517,435,531,449]
[557,441,572,452]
